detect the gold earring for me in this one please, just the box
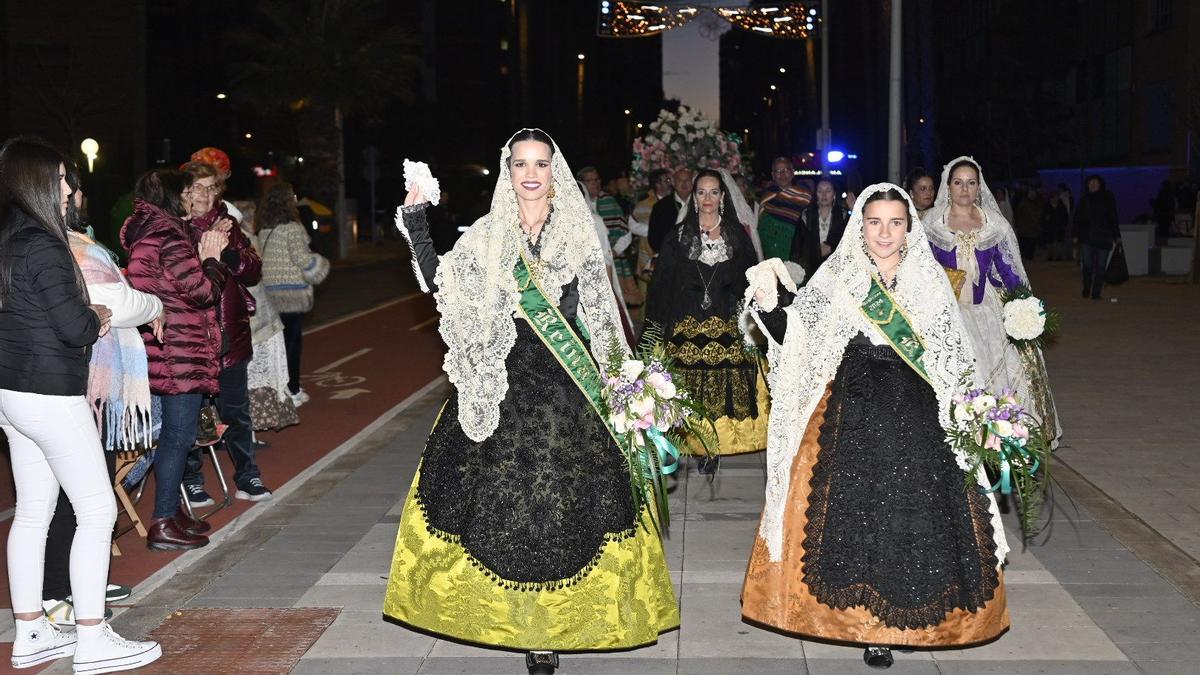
[547,185,556,199]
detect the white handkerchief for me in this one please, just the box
[403,159,441,206]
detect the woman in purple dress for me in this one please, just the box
[922,156,1062,447]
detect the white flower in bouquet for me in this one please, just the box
[971,394,997,415]
[631,393,655,418]
[992,419,1014,438]
[1002,296,1046,341]
[620,359,645,382]
[647,371,677,399]
[953,402,974,425]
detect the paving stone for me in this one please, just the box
[293,656,423,674]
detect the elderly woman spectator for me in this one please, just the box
[177,159,272,504]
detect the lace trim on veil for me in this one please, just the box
[921,155,1029,287]
[433,130,629,442]
[746,182,1009,566]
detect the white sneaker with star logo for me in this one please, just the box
[11,615,77,669]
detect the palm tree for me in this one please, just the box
[227,0,419,258]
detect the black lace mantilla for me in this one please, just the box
[801,336,1000,629]
[416,319,636,591]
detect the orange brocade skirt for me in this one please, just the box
[741,386,1010,647]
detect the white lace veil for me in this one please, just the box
[719,168,764,260]
[922,156,1029,286]
[748,182,1008,565]
[433,129,630,442]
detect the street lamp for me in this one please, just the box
[624,109,631,115]
[216,92,228,100]
[577,53,585,61]
[245,132,253,139]
[80,138,99,173]
[779,67,787,74]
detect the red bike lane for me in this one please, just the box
[0,293,444,615]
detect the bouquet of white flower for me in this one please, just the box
[602,324,715,532]
[630,105,746,193]
[947,384,1051,538]
[999,286,1060,348]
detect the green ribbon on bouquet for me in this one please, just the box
[646,428,680,476]
[986,437,1041,495]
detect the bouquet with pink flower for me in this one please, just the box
[630,105,748,193]
[602,324,715,532]
[947,384,1051,538]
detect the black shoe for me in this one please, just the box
[697,455,720,475]
[526,651,558,674]
[184,483,215,508]
[1081,288,1089,298]
[864,646,894,669]
[252,439,271,450]
[235,477,274,502]
[1091,294,1102,301]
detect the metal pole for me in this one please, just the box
[887,0,903,183]
[820,0,831,175]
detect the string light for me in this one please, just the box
[597,1,701,37]
[598,2,818,39]
[715,3,818,38]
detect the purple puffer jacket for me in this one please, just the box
[123,200,229,395]
[188,202,262,369]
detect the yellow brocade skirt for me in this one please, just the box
[668,315,770,456]
[383,469,679,651]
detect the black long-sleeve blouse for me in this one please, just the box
[399,204,582,322]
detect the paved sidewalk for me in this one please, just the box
[80,378,1198,674]
[32,262,1199,674]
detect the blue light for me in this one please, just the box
[847,153,859,160]
[826,150,845,163]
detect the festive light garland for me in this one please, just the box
[598,1,819,38]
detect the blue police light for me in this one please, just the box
[826,149,845,163]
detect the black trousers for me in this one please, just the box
[279,313,304,395]
[183,360,260,489]
[43,450,117,601]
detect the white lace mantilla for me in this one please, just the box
[744,182,1009,566]
[921,155,1029,288]
[426,130,629,442]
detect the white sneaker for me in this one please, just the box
[11,616,77,668]
[288,389,310,406]
[73,623,161,674]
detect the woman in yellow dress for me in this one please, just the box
[385,129,677,674]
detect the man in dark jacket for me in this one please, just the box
[1073,175,1122,299]
[648,167,694,254]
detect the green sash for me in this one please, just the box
[513,254,617,445]
[860,276,931,384]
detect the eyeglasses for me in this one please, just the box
[186,184,221,196]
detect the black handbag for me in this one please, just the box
[1105,242,1130,285]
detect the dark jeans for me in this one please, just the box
[43,451,117,600]
[280,313,304,395]
[154,393,204,519]
[183,360,259,489]
[1080,243,1111,298]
